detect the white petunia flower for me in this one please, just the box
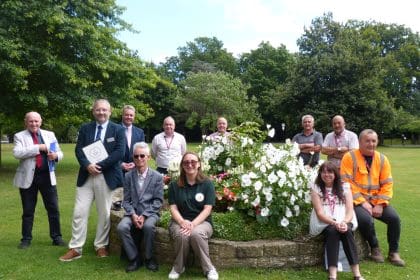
[262,187,272,195]
[290,194,297,204]
[280,217,289,227]
[267,172,278,184]
[241,174,252,187]
[294,205,300,216]
[261,207,270,217]
[285,207,293,218]
[268,128,275,138]
[254,181,263,191]
[265,192,273,202]
[249,172,258,179]
[225,157,231,166]
[251,195,260,207]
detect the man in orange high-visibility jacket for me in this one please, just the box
[341,129,405,267]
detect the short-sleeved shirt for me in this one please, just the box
[151,132,186,169]
[292,130,323,166]
[322,129,359,168]
[168,179,215,224]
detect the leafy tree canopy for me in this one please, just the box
[175,71,261,134]
[0,0,160,134]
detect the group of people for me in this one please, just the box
[12,104,405,279]
[295,115,405,279]
[12,99,227,280]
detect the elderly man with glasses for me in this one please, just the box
[117,142,164,273]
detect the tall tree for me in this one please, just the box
[159,37,238,83]
[239,41,294,127]
[0,0,159,135]
[282,13,396,134]
[175,71,261,134]
[360,22,420,115]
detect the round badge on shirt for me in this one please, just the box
[195,193,204,202]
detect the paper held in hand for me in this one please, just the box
[82,140,109,163]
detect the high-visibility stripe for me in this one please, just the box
[380,178,393,184]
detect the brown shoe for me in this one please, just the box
[59,249,81,262]
[370,247,384,263]
[389,252,405,266]
[96,247,109,258]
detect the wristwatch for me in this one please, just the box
[337,147,342,152]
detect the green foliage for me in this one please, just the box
[283,13,398,134]
[175,71,261,133]
[160,36,238,83]
[0,0,160,134]
[239,41,294,126]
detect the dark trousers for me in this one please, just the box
[19,171,62,242]
[323,224,359,267]
[117,216,158,261]
[354,204,401,253]
[156,167,168,175]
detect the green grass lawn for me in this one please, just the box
[0,144,418,280]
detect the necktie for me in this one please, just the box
[95,125,103,141]
[31,132,43,168]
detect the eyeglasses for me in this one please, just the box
[182,160,198,167]
[133,154,147,159]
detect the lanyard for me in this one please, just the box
[164,135,174,150]
[325,190,336,215]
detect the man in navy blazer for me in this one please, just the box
[60,99,125,261]
[121,105,145,171]
[117,142,163,272]
[112,105,145,209]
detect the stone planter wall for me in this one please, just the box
[110,210,369,268]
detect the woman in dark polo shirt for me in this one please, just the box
[167,152,218,280]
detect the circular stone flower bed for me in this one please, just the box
[109,210,369,269]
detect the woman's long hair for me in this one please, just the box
[177,151,208,187]
[314,161,345,203]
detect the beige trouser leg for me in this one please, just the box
[68,174,112,252]
[169,220,214,274]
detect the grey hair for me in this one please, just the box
[301,114,314,123]
[359,129,377,141]
[132,141,150,155]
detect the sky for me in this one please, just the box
[116,0,419,64]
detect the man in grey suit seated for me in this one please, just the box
[117,141,164,272]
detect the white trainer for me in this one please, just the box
[168,267,185,279]
[207,268,219,280]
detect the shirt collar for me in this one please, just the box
[96,120,109,130]
[137,168,148,179]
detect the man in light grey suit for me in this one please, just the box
[117,141,163,272]
[13,112,64,249]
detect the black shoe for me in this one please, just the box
[112,201,122,211]
[52,238,66,246]
[18,240,31,249]
[145,258,159,272]
[125,259,140,273]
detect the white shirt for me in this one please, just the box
[95,121,109,142]
[322,129,358,168]
[151,132,186,169]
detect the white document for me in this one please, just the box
[82,140,109,163]
[49,171,57,186]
